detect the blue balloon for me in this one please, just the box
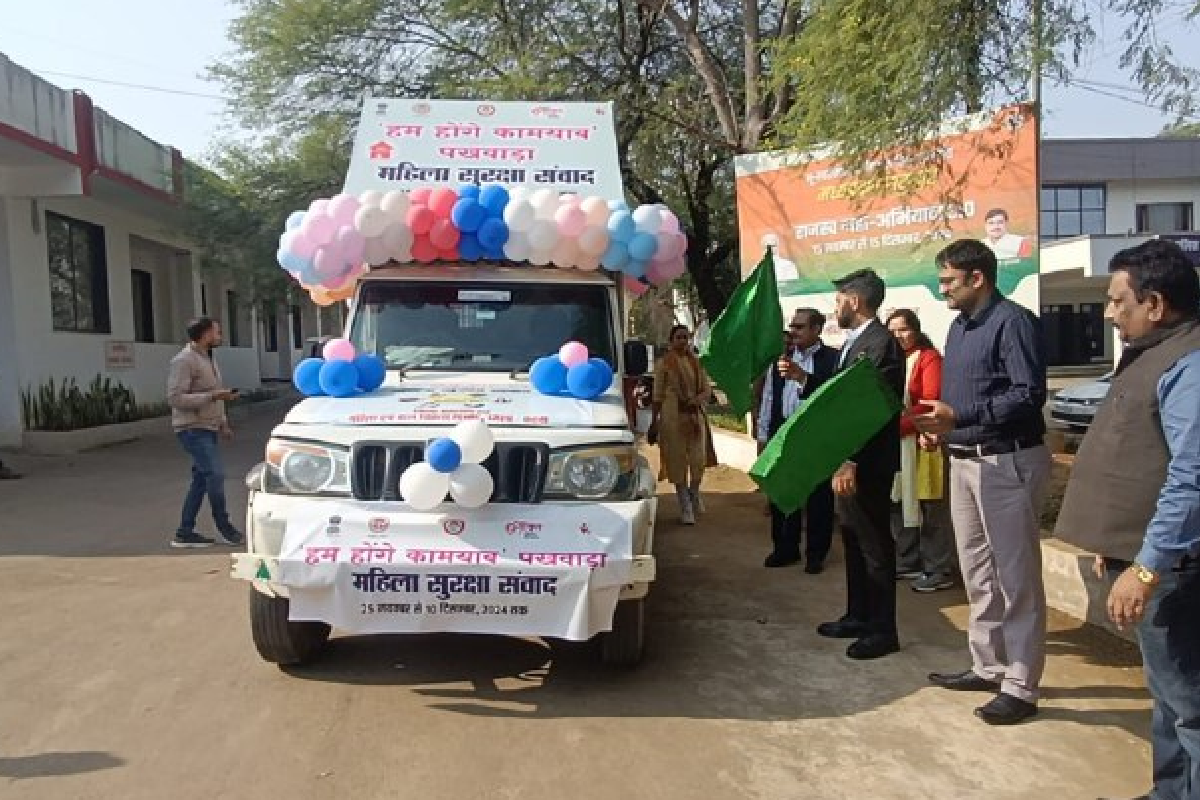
[353,353,387,391]
[477,217,510,250]
[293,358,326,396]
[426,437,463,474]
[479,185,510,216]
[286,210,306,230]
[319,359,359,398]
[458,185,482,200]
[567,358,614,400]
[601,240,630,271]
[624,258,648,279]
[298,263,321,286]
[530,356,569,395]
[483,245,506,261]
[607,211,636,243]
[609,199,630,212]
[451,198,487,233]
[628,232,658,261]
[458,233,484,261]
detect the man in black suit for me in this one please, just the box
[817,269,905,660]
[766,308,840,572]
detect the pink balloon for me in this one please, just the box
[660,209,681,235]
[559,341,589,367]
[303,212,336,246]
[328,193,361,226]
[308,198,330,216]
[335,225,366,264]
[407,206,435,236]
[624,276,649,297]
[578,226,609,256]
[551,237,580,269]
[645,261,669,286]
[409,187,433,207]
[660,257,687,280]
[284,229,318,259]
[323,337,357,361]
[673,232,688,258]
[429,218,461,250]
[313,245,344,279]
[428,188,458,218]
[555,205,587,238]
[577,253,602,271]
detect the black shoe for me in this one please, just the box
[763,552,801,568]
[171,532,216,549]
[846,634,900,660]
[817,616,868,639]
[804,559,825,574]
[217,527,245,546]
[928,669,1002,693]
[974,693,1037,725]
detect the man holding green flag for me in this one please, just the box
[700,249,784,418]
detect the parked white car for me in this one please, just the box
[1050,373,1112,431]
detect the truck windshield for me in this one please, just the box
[350,281,616,372]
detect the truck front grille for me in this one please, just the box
[351,441,549,503]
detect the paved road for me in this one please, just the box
[0,408,1152,799]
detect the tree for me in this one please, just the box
[1159,120,1200,137]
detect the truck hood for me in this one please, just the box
[283,372,628,429]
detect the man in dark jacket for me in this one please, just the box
[816,269,905,659]
[1055,239,1200,799]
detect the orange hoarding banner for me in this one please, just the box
[733,105,1039,300]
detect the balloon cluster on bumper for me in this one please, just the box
[529,341,614,400]
[292,338,387,398]
[277,185,687,306]
[399,419,496,510]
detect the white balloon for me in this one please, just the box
[503,200,537,233]
[580,196,611,227]
[527,219,559,252]
[451,419,495,463]
[530,188,558,219]
[354,206,389,238]
[363,236,391,266]
[632,205,663,234]
[399,462,449,510]
[578,225,609,256]
[508,186,531,204]
[551,238,580,269]
[528,248,553,266]
[503,232,532,263]
[359,189,384,208]
[449,463,494,508]
[380,190,411,216]
[382,222,414,254]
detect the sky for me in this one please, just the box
[1,0,1198,163]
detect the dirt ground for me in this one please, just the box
[0,409,1153,800]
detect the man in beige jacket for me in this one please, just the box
[167,317,242,548]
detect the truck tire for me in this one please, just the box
[600,598,645,666]
[249,589,330,666]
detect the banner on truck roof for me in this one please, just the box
[733,104,1040,351]
[277,501,635,640]
[345,99,625,203]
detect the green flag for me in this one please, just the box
[750,358,903,515]
[700,249,784,417]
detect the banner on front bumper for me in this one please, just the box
[277,501,635,640]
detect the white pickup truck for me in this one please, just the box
[234,263,658,667]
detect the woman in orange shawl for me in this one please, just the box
[650,324,713,525]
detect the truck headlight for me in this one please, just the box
[264,439,351,496]
[545,446,637,500]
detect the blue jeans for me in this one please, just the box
[176,429,233,536]
[1137,557,1200,800]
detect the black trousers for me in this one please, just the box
[837,474,897,637]
[770,479,835,562]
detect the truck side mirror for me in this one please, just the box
[623,339,650,377]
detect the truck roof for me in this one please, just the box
[360,263,616,285]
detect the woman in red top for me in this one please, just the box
[886,309,956,592]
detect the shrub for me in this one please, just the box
[20,376,167,431]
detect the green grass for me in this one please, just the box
[707,404,749,434]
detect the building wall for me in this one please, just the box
[1104,178,1200,235]
[0,193,260,445]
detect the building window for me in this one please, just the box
[46,212,111,332]
[200,283,208,315]
[262,302,278,353]
[291,305,303,349]
[1136,202,1193,234]
[226,290,242,347]
[1040,185,1106,241]
[131,269,155,343]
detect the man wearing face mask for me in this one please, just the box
[167,317,243,549]
[1055,239,1200,800]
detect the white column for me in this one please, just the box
[0,198,23,446]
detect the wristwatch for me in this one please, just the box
[1129,562,1159,586]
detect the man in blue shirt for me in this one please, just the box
[1054,239,1200,800]
[914,239,1051,725]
